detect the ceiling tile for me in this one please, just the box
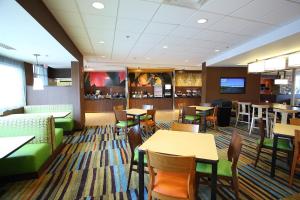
[76,0,118,17]
[86,29,114,44]
[118,0,160,21]
[144,22,177,35]
[137,34,164,44]
[184,10,224,29]
[82,14,116,29]
[169,26,200,38]
[49,10,85,28]
[200,0,253,15]
[152,4,197,24]
[116,18,148,34]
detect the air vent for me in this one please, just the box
[161,0,209,9]
[0,42,16,50]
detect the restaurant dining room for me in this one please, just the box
[1,0,300,200]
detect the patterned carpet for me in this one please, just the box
[0,121,300,200]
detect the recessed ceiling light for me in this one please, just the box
[163,45,168,49]
[197,18,207,24]
[101,55,106,58]
[215,49,220,52]
[92,2,104,9]
[97,41,105,44]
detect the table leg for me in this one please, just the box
[138,150,145,200]
[271,135,278,177]
[137,115,141,129]
[203,111,207,133]
[211,161,217,200]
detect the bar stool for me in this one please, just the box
[249,104,270,137]
[235,102,251,130]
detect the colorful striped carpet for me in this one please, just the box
[0,122,300,200]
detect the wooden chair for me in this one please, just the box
[113,105,124,111]
[289,130,300,186]
[235,102,251,130]
[254,119,292,167]
[141,109,156,134]
[146,150,196,200]
[206,106,218,129]
[196,131,243,199]
[127,126,147,190]
[177,102,186,123]
[114,110,137,136]
[231,100,238,117]
[290,118,300,125]
[142,104,154,110]
[141,105,154,121]
[182,107,200,124]
[171,122,199,133]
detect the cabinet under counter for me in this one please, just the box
[129,98,173,110]
[84,98,127,113]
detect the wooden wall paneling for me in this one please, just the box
[24,62,33,85]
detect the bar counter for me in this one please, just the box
[85,98,127,113]
[129,98,173,110]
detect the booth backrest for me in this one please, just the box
[24,104,73,119]
[0,114,55,151]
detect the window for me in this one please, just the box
[33,64,48,86]
[0,56,26,114]
[295,69,300,95]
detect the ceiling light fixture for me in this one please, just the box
[197,18,207,24]
[215,49,220,52]
[92,2,105,9]
[32,54,44,90]
[163,45,168,49]
[97,41,105,44]
[101,55,106,58]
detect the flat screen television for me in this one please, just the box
[220,77,246,94]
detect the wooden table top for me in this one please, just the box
[272,104,300,113]
[0,136,35,159]
[125,109,147,116]
[139,130,218,161]
[273,123,300,137]
[189,106,214,111]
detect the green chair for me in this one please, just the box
[196,131,243,199]
[254,118,292,167]
[183,106,200,124]
[114,110,137,136]
[127,126,147,190]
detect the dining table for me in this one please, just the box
[138,130,219,200]
[0,135,35,159]
[189,106,214,132]
[125,109,147,129]
[271,123,300,177]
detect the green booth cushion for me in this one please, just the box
[116,120,136,128]
[54,128,64,149]
[133,147,147,164]
[55,118,74,132]
[256,138,291,151]
[0,143,51,176]
[184,115,200,121]
[140,115,152,121]
[196,159,232,177]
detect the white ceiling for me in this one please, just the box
[0,0,76,68]
[43,0,300,68]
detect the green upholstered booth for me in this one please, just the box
[24,104,74,132]
[0,115,63,177]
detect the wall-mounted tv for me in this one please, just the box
[220,77,246,94]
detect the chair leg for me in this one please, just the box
[248,115,251,130]
[254,146,262,167]
[265,119,270,138]
[235,114,239,127]
[289,159,297,186]
[249,118,254,135]
[232,174,240,200]
[127,160,133,190]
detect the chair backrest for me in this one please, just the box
[182,106,196,116]
[227,131,243,172]
[294,130,300,163]
[147,109,156,121]
[212,106,218,117]
[290,118,300,125]
[171,122,199,133]
[200,102,212,107]
[113,105,124,111]
[252,104,269,119]
[178,102,186,109]
[128,126,143,158]
[238,102,251,114]
[273,109,289,124]
[142,104,154,110]
[114,110,127,121]
[232,101,238,111]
